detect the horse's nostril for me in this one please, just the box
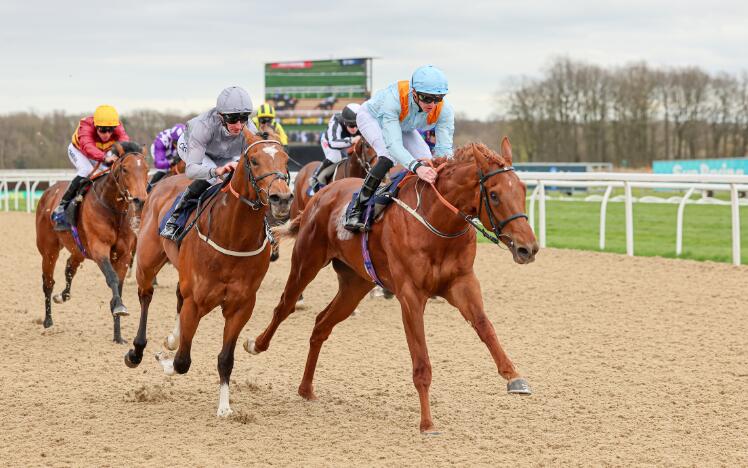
[517,247,530,259]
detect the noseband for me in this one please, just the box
[475,166,528,245]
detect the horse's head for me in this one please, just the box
[110,141,148,214]
[236,128,293,219]
[473,138,537,263]
[349,137,378,175]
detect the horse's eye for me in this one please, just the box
[490,191,499,204]
[251,158,258,166]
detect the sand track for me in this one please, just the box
[1,212,746,466]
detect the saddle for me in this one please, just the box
[345,170,408,230]
[158,181,225,242]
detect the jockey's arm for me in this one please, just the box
[381,112,420,172]
[183,123,213,180]
[76,122,107,162]
[432,103,455,158]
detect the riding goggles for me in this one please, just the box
[416,93,445,104]
[258,117,273,125]
[97,126,117,133]
[221,112,250,124]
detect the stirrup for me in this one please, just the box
[159,222,180,240]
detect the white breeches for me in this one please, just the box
[356,107,432,165]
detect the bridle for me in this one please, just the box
[223,139,290,210]
[474,165,529,245]
[91,151,144,214]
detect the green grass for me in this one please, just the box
[523,199,748,264]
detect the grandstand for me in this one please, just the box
[263,58,373,144]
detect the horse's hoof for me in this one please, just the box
[216,407,233,418]
[155,352,175,376]
[164,334,178,351]
[43,317,53,328]
[53,294,64,304]
[295,299,307,310]
[112,305,129,317]
[507,377,532,395]
[114,337,128,345]
[421,429,442,436]
[124,350,141,368]
[243,338,259,355]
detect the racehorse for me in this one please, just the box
[124,128,292,417]
[289,137,377,220]
[245,138,539,432]
[35,142,149,343]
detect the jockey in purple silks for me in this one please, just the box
[148,123,186,192]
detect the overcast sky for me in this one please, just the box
[1,0,746,120]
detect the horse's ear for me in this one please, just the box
[112,142,125,157]
[141,144,148,157]
[473,144,492,173]
[242,126,258,145]
[500,137,513,165]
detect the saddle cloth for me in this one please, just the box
[344,170,408,229]
[158,182,224,238]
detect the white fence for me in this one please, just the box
[519,172,748,266]
[3,169,748,265]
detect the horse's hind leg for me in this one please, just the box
[216,295,257,417]
[246,237,329,355]
[40,245,61,328]
[298,260,373,400]
[442,273,529,394]
[53,255,83,304]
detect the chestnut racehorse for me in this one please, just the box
[124,128,291,417]
[245,138,539,432]
[35,142,149,343]
[289,137,376,220]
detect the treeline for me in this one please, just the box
[505,58,748,166]
[0,110,194,169]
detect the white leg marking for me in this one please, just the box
[217,383,232,417]
[156,352,175,376]
[164,314,180,350]
[243,338,258,355]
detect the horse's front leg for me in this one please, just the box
[216,293,257,417]
[91,242,127,343]
[442,273,530,394]
[396,285,435,433]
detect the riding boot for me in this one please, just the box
[344,157,394,232]
[159,179,211,240]
[309,158,335,192]
[147,171,168,193]
[51,175,87,231]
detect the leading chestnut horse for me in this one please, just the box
[35,142,149,343]
[124,128,291,417]
[245,138,539,432]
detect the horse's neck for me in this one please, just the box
[92,171,127,212]
[401,162,478,233]
[205,170,265,247]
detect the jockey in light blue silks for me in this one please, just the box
[344,65,455,232]
[160,86,258,240]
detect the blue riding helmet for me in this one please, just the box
[411,65,448,95]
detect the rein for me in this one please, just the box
[390,160,527,246]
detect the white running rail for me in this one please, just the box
[520,172,748,266]
[2,169,747,265]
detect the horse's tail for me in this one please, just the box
[271,215,301,244]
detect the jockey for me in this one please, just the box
[311,103,362,191]
[51,104,129,230]
[344,65,455,232]
[251,103,288,146]
[148,123,186,191]
[160,86,258,240]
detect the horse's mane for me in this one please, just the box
[118,141,143,154]
[432,142,507,168]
